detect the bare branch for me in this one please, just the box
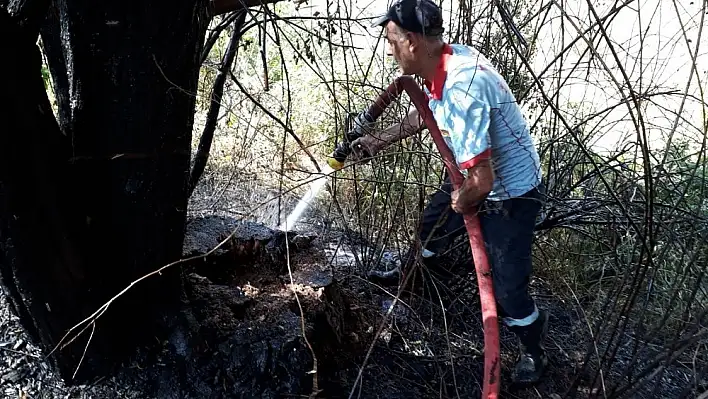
[209,0,284,16]
[189,11,247,196]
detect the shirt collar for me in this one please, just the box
[424,43,453,100]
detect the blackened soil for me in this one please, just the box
[35,216,599,398]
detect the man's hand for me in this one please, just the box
[350,134,388,162]
[450,157,494,214]
[451,188,479,214]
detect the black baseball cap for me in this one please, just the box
[372,0,445,36]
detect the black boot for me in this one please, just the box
[366,248,410,286]
[508,309,549,384]
[366,247,437,286]
[367,265,401,285]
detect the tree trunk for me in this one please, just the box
[0,0,208,382]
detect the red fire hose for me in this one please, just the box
[363,75,501,398]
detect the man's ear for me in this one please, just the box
[407,32,420,53]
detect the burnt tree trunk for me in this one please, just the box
[0,0,208,382]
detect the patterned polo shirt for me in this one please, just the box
[423,43,542,201]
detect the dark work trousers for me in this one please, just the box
[419,173,545,325]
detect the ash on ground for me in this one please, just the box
[0,289,140,399]
[1,200,701,398]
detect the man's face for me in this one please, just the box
[384,21,419,75]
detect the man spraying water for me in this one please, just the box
[344,0,549,385]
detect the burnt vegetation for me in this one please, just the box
[1,0,707,398]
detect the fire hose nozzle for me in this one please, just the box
[327,110,375,170]
[326,143,349,170]
[327,158,346,171]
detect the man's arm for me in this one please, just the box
[374,107,421,147]
[351,107,423,160]
[452,155,494,213]
[445,71,496,213]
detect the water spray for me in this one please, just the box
[278,165,335,232]
[280,108,382,231]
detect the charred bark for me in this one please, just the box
[39,2,71,134]
[49,0,210,380]
[0,0,86,380]
[0,0,209,382]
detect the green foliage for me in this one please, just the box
[41,65,50,90]
[38,39,58,117]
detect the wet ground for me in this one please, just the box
[120,215,586,398]
[1,212,701,398]
[0,213,573,398]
